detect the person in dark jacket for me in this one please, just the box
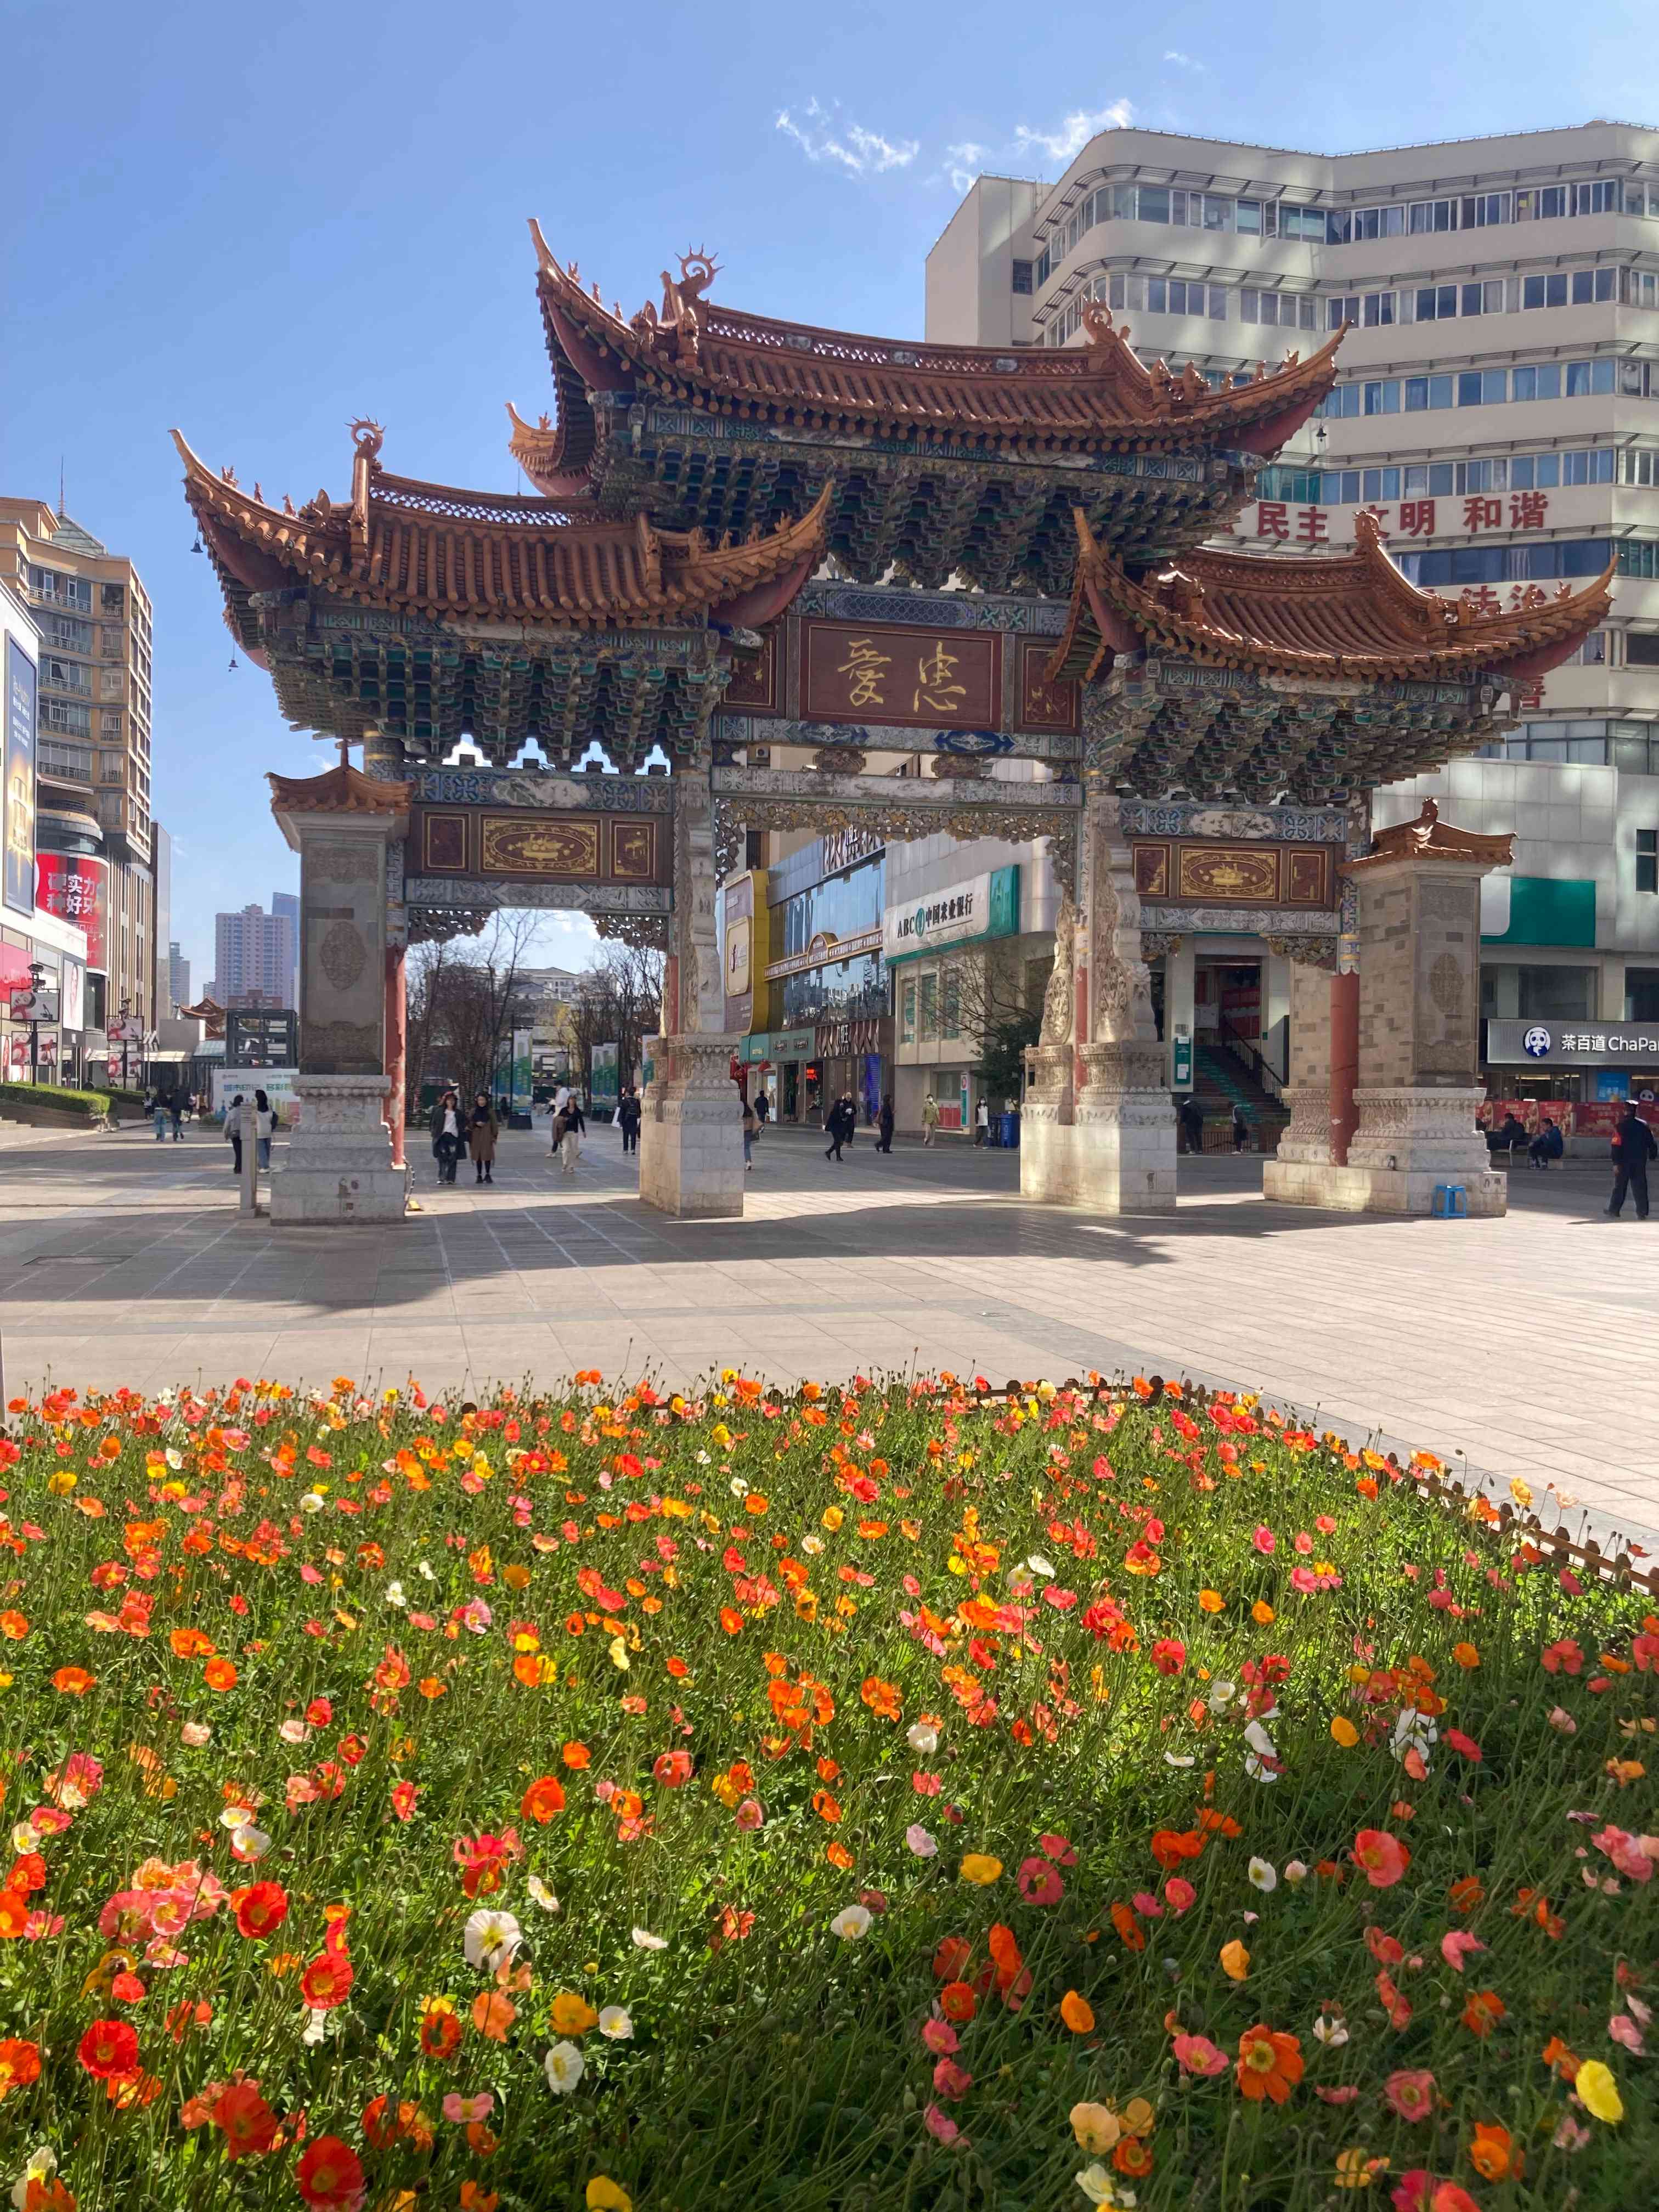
[1179,1094,1204,1154]
[824,1096,850,1163]
[1607,1105,1658,1218]
[876,1092,894,1154]
[1528,1117,1565,1169]
[617,1086,642,1155]
[431,1088,464,1183]
[468,1091,498,1184]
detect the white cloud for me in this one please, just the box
[1163,49,1206,71]
[776,97,919,177]
[1012,100,1133,166]
[945,140,990,194]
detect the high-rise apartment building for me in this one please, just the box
[270,889,300,1005]
[167,941,191,1015]
[0,499,156,1039]
[923,121,1659,1115]
[213,900,297,1007]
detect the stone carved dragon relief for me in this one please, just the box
[1086,789,1156,1046]
[1040,893,1075,1047]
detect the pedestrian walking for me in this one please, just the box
[617,1085,642,1155]
[742,1095,758,1171]
[876,1091,894,1154]
[169,1091,184,1142]
[921,1093,940,1147]
[225,1093,245,1175]
[1607,1103,1657,1218]
[754,1090,770,1128]
[151,1088,168,1142]
[824,1096,849,1163]
[1180,1095,1204,1155]
[253,1090,277,1170]
[1230,1101,1250,1154]
[468,1090,498,1184]
[431,1087,463,1184]
[559,1093,585,1176]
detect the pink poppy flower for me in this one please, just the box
[1016,1857,1064,1906]
[1547,1707,1577,1735]
[923,2103,960,2145]
[1131,1891,1164,1917]
[1252,1525,1276,1555]
[1172,2033,1228,2077]
[912,1771,942,1797]
[931,2058,972,2101]
[1439,1932,1486,1973]
[1383,2069,1436,2121]
[1314,2085,1360,2105]
[1353,1829,1409,1887]
[921,2018,958,2056]
[734,1799,763,1831]
[1442,1728,1482,1762]
[1037,1833,1076,1865]
[1609,2012,1646,2054]
[1163,1876,1196,1914]
[1390,2172,1430,2212]
[442,2092,494,2123]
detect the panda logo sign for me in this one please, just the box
[1523,1026,1553,1059]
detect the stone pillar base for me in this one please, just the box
[1018,1044,1075,1205]
[637,1035,744,1220]
[269,1076,409,1224]
[1024,1041,1176,1213]
[1262,1082,1334,1204]
[1265,1086,1505,1215]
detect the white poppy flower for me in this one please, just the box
[1163,1753,1195,1768]
[907,1722,939,1756]
[417,1560,437,1582]
[384,1581,407,1607]
[801,1534,824,1556]
[301,1492,325,1515]
[12,2149,56,2212]
[1312,2013,1350,2047]
[544,2040,585,2095]
[598,2005,634,2040]
[527,1876,560,1915]
[1207,1679,1237,1713]
[829,1904,872,1940]
[463,1908,521,1972]
[631,1926,667,1950]
[1248,1858,1277,1892]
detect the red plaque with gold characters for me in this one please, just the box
[801,620,1000,731]
[1015,637,1080,734]
[410,807,668,888]
[723,634,780,715]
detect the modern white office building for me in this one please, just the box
[915,120,1659,1127]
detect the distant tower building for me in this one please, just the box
[167,941,190,1015]
[214,900,297,1007]
[271,888,300,1006]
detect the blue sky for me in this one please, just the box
[5,0,1656,983]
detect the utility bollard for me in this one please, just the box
[239,1098,259,1218]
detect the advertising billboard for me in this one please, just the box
[35,852,107,972]
[4,636,38,919]
[591,1040,620,1106]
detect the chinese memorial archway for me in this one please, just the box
[178,227,1610,1223]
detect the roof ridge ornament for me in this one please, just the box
[348,419,385,462]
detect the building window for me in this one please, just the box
[1639,831,1659,894]
[942,968,961,1041]
[1627,633,1659,665]
[900,978,916,1045]
[1011,258,1032,295]
[29,567,92,610]
[42,698,92,737]
[40,654,92,695]
[100,583,125,614]
[918,971,939,1041]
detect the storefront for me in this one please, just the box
[1483,1018,1659,1153]
[759,834,891,1125]
[886,867,1020,1133]
[737,1029,814,1119]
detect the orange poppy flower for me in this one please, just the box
[1460,1989,1506,2038]
[1235,2024,1304,2103]
[519,1776,566,1824]
[203,1658,238,1691]
[1060,1990,1094,2033]
[1110,1901,1146,1952]
[561,1741,590,1769]
[52,1668,94,1696]
[1468,2123,1518,2181]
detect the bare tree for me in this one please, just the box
[951,946,1049,1107]
[407,914,543,1110]
[565,943,664,1102]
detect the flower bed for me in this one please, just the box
[0,1371,1652,2212]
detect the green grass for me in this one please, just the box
[0,1370,1651,2212]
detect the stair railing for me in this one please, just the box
[1215,1014,1286,1106]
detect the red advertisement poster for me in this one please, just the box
[35,851,107,971]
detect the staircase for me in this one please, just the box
[1191,1041,1290,1155]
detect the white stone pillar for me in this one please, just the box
[1262,955,1338,1204]
[1334,803,1512,1216]
[267,769,413,1224]
[1022,780,1176,1213]
[639,764,744,1220]
[1164,939,1196,1091]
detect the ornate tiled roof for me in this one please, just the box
[1048,509,1614,686]
[524,222,1342,465]
[174,426,828,639]
[1348,797,1515,872]
[266,764,414,816]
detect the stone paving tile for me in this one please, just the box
[4,1122,1658,1547]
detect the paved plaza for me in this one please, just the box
[2,1118,1656,1551]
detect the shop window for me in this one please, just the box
[900,978,916,1044]
[919,972,939,1041]
[942,968,961,1040]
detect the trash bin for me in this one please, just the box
[1000,1111,1019,1149]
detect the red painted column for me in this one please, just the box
[383,943,407,1167]
[1328,970,1359,1166]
